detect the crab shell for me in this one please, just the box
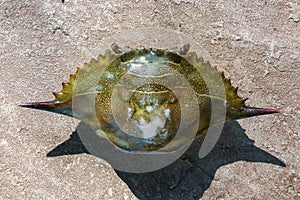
[20,44,280,152]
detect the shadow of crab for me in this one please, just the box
[47,121,285,199]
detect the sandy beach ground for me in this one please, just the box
[1,1,299,199]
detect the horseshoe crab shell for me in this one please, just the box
[20,44,280,152]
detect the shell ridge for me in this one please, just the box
[54,49,120,103]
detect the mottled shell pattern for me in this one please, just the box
[20,44,280,152]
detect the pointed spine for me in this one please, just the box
[18,100,73,116]
[240,106,280,118]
